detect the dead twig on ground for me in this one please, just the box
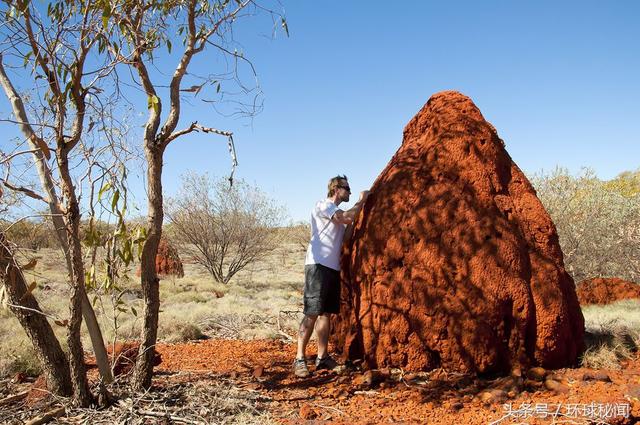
[25,406,65,425]
[0,389,29,406]
[137,409,204,424]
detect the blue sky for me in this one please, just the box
[161,0,640,222]
[2,1,639,222]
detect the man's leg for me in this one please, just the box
[296,314,317,360]
[315,313,330,359]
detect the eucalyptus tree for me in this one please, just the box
[0,0,131,404]
[1,0,286,396]
[105,0,286,389]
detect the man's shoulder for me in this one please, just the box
[312,199,340,219]
[315,198,338,210]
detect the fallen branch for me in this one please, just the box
[0,389,29,406]
[137,409,203,424]
[25,406,65,425]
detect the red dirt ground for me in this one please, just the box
[155,339,639,424]
[335,91,584,374]
[577,277,640,305]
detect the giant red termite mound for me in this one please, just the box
[334,91,584,374]
[577,277,640,305]
[136,237,184,278]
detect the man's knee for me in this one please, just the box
[300,314,318,328]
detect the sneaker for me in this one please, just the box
[315,355,338,371]
[292,358,310,378]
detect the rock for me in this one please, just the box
[524,379,543,391]
[359,369,386,387]
[299,403,317,420]
[477,389,506,404]
[546,373,569,385]
[449,401,464,411]
[527,367,547,381]
[252,365,264,378]
[545,378,569,394]
[577,277,640,305]
[582,371,611,382]
[334,91,584,374]
[478,391,494,404]
[489,389,508,402]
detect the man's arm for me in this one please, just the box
[332,190,370,225]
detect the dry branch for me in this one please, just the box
[0,390,29,406]
[25,406,65,425]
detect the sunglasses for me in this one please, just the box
[338,185,351,192]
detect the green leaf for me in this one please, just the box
[111,189,120,212]
[98,182,112,201]
[23,51,32,68]
[147,95,160,113]
[166,39,172,54]
[102,3,111,30]
[281,17,289,37]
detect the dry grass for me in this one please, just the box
[0,238,306,378]
[581,299,640,369]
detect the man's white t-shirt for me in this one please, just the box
[304,199,346,271]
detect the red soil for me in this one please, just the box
[85,341,162,377]
[577,277,640,305]
[21,339,639,423]
[334,91,584,374]
[155,339,639,424]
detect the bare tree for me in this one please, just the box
[167,173,283,284]
[287,221,311,252]
[107,0,286,389]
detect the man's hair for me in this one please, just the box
[327,175,348,197]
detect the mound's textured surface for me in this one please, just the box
[156,238,184,277]
[136,237,184,278]
[334,91,584,373]
[577,277,640,305]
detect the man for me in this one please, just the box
[293,175,369,378]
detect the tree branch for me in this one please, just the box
[0,54,52,160]
[2,180,47,203]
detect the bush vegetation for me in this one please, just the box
[166,173,285,284]
[531,168,640,283]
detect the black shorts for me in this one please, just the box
[303,264,341,315]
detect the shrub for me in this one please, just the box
[531,168,640,283]
[166,173,285,284]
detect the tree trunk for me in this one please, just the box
[50,213,113,384]
[0,233,72,397]
[0,55,112,385]
[133,147,163,390]
[58,156,92,407]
